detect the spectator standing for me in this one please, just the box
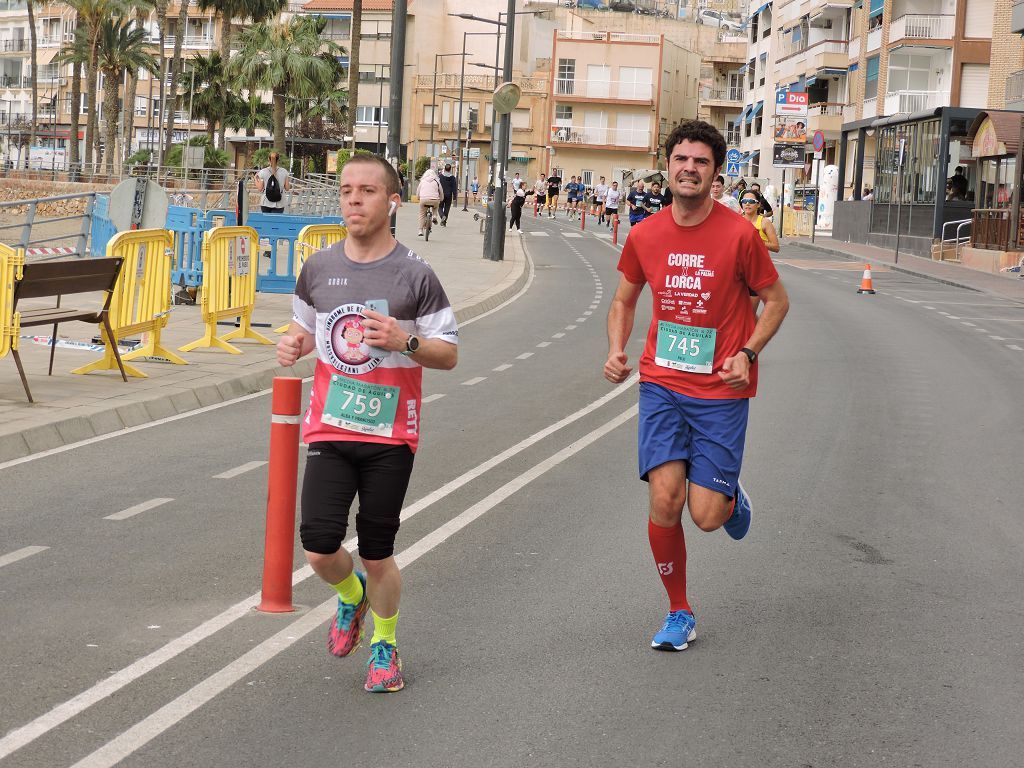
[255,151,291,214]
[712,175,740,213]
[508,186,534,232]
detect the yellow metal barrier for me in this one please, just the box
[275,224,348,333]
[72,228,185,378]
[0,243,25,360]
[781,207,813,238]
[179,225,273,354]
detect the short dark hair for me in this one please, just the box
[663,120,726,170]
[342,154,402,196]
[714,175,725,184]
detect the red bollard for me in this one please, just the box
[612,217,619,246]
[581,207,586,231]
[533,201,538,217]
[258,377,303,613]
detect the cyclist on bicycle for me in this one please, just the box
[416,168,443,237]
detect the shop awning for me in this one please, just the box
[806,74,817,86]
[738,63,748,74]
[820,67,848,75]
[748,101,764,121]
[848,62,859,72]
[752,1,772,16]
[739,105,750,123]
[968,111,1023,158]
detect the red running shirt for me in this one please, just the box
[617,204,779,399]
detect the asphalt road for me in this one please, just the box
[1,213,1022,768]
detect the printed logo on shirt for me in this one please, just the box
[322,303,385,375]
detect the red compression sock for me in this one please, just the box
[648,519,690,613]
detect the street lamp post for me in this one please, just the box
[376,64,387,155]
[430,52,465,166]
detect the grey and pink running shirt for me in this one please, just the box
[292,240,459,452]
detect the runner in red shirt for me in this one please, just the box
[604,120,789,652]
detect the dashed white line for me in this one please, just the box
[536,342,551,348]
[530,231,549,237]
[551,332,565,339]
[576,317,587,322]
[516,352,534,360]
[563,232,582,238]
[583,311,593,316]
[990,335,1006,340]
[1007,345,1023,351]
[924,306,935,310]
[565,325,577,330]
[422,393,447,403]
[461,377,487,386]
[104,498,174,522]
[492,364,513,372]
[213,461,267,479]
[961,322,976,327]
[0,546,49,569]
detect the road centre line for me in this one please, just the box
[461,377,487,386]
[103,498,174,522]
[0,546,49,570]
[0,374,639,762]
[421,393,446,403]
[516,352,534,360]
[1008,345,1023,351]
[213,461,267,480]
[492,364,513,372]
[565,325,577,330]
[536,342,551,348]
[67,404,640,768]
[0,252,535,474]
[552,333,565,339]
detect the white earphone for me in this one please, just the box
[388,201,398,216]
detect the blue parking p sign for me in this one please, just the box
[726,161,741,177]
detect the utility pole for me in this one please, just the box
[387,0,408,216]
[487,0,516,261]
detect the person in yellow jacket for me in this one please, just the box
[739,191,779,314]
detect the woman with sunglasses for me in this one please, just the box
[739,193,780,253]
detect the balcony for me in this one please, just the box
[156,34,215,49]
[557,31,659,44]
[863,96,878,118]
[554,78,654,102]
[848,36,861,61]
[842,102,857,123]
[807,40,850,71]
[889,14,954,44]
[550,124,651,149]
[701,85,744,106]
[866,27,882,53]
[0,73,28,88]
[806,102,845,135]
[883,89,944,114]
[1007,68,1024,110]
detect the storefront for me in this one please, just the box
[833,107,981,257]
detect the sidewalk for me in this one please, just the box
[789,232,1024,304]
[0,202,527,462]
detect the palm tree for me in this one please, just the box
[61,0,117,170]
[346,0,361,151]
[179,52,228,146]
[120,1,154,168]
[194,0,285,149]
[225,91,271,137]
[25,0,37,170]
[96,17,158,173]
[152,0,169,166]
[162,0,190,162]
[227,15,344,156]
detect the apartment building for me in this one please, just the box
[545,30,700,185]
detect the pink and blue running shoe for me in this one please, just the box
[364,640,404,692]
[651,610,696,651]
[327,571,368,658]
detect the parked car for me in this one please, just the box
[696,9,744,30]
[608,1,636,11]
[568,0,608,8]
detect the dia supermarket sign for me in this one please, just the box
[775,90,808,117]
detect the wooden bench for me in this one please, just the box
[9,257,126,403]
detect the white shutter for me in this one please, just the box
[959,64,990,109]
[964,0,994,37]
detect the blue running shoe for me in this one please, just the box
[723,482,752,541]
[651,610,696,651]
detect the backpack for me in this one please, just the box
[265,171,282,203]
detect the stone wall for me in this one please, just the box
[0,178,115,217]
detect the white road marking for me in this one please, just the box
[0,546,49,569]
[576,317,587,322]
[989,336,1006,340]
[945,315,961,320]
[975,329,987,332]
[583,311,593,316]
[594,233,612,240]
[492,364,513,372]
[530,231,549,237]
[565,325,577,330]
[104,498,174,522]
[461,377,487,386]
[1008,345,1023,351]
[516,352,534,360]
[536,342,551,348]
[563,232,582,238]
[213,461,267,480]
[961,322,976,327]
[422,393,446,403]
[67,404,640,768]
[0,375,639,761]
[551,333,565,339]
[924,306,935,310]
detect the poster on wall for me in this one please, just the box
[773,119,807,144]
[773,143,806,168]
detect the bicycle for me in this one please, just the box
[423,204,436,241]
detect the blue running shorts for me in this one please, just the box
[637,381,749,498]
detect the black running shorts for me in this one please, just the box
[300,441,415,561]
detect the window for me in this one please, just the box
[356,105,387,125]
[758,53,766,87]
[865,55,879,100]
[557,58,575,95]
[619,66,653,100]
[555,105,573,124]
[581,170,593,186]
[135,95,147,116]
[423,103,436,124]
[511,108,530,129]
[873,118,942,205]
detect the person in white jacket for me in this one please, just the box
[416,169,443,236]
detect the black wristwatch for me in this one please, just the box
[740,347,757,364]
[402,334,420,356]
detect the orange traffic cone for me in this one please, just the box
[857,264,876,294]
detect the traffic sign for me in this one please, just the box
[812,130,825,153]
[726,148,741,163]
[775,90,809,117]
[726,161,740,177]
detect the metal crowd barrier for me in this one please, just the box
[0,243,24,360]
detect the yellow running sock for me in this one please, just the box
[370,610,398,645]
[332,571,363,605]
